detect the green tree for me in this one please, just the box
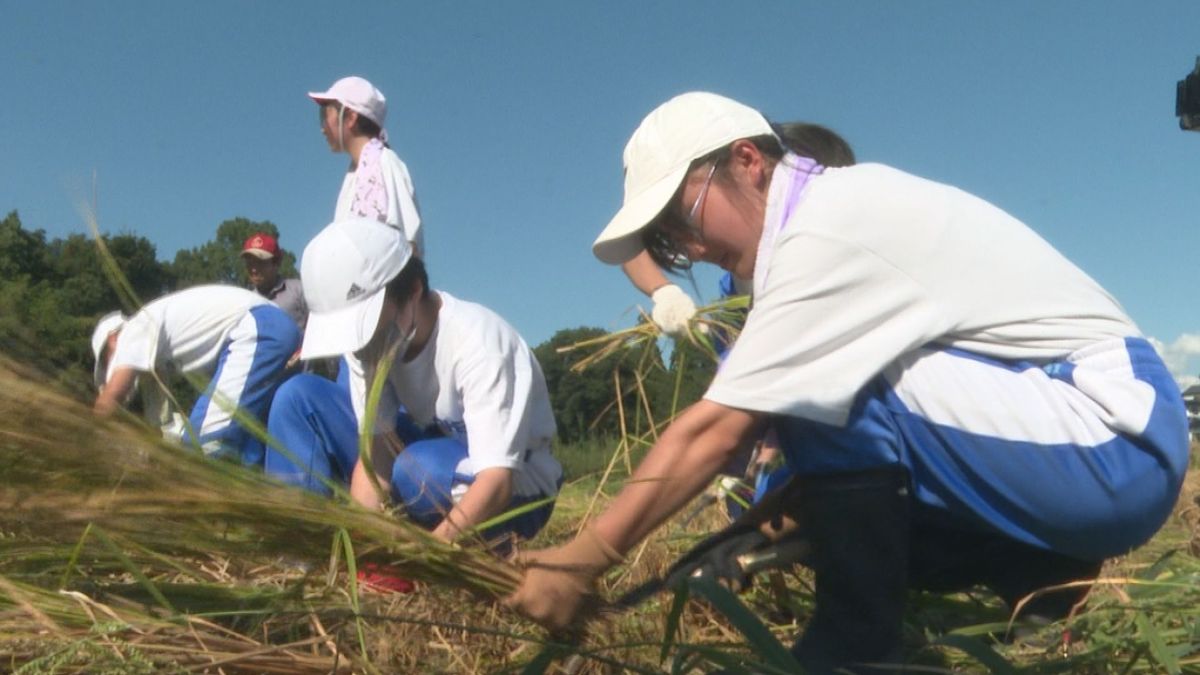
[533,326,725,444]
[46,232,171,385]
[0,212,173,396]
[0,216,80,388]
[48,232,171,316]
[651,337,719,418]
[170,217,298,288]
[0,210,50,280]
[534,327,659,444]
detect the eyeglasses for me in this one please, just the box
[645,159,719,268]
[684,160,719,233]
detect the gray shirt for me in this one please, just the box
[258,278,308,332]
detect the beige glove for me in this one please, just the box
[503,528,623,632]
[651,283,697,337]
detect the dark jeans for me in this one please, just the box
[907,503,1102,619]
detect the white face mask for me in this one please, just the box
[391,304,419,361]
[360,298,419,365]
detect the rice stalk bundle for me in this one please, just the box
[0,355,520,600]
[559,296,749,374]
[556,295,748,485]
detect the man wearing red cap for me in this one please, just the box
[241,233,307,332]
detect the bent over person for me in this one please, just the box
[92,285,300,465]
[504,92,1189,673]
[264,218,562,548]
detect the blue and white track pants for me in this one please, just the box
[774,337,1188,561]
[182,304,300,466]
[264,374,556,542]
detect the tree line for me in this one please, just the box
[0,210,714,442]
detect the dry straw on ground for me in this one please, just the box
[4,303,1200,672]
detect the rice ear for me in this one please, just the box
[0,355,521,600]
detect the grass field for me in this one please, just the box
[3,350,1200,673]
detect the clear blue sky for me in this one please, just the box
[4,2,1200,378]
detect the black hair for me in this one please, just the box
[383,255,430,304]
[353,114,382,139]
[641,122,855,272]
[777,122,856,168]
[320,101,384,141]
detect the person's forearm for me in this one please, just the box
[621,251,671,296]
[591,401,762,554]
[93,392,121,417]
[348,433,402,511]
[432,467,513,541]
[349,460,386,511]
[93,367,138,417]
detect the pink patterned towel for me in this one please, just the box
[351,137,388,222]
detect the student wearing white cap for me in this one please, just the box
[308,76,424,257]
[621,123,856,338]
[504,92,1188,671]
[263,218,562,548]
[91,286,301,465]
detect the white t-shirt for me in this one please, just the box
[107,285,269,381]
[706,160,1139,427]
[334,146,424,257]
[347,291,561,498]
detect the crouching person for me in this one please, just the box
[503,92,1190,673]
[92,285,301,465]
[264,217,562,550]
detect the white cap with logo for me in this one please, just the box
[307,76,388,129]
[300,217,413,359]
[591,91,775,265]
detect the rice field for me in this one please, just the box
[4,318,1200,673]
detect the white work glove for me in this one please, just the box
[161,412,188,443]
[651,283,697,337]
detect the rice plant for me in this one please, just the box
[5,216,1200,672]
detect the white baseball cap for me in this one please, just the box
[91,310,126,389]
[300,217,413,359]
[307,76,388,128]
[591,92,775,265]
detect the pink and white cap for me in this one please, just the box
[308,76,388,135]
[299,217,412,359]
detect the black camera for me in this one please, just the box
[1177,57,1200,131]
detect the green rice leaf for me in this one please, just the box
[686,576,801,672]
[91,527,177,617]
[58,522,92,590]
[1136,610,1181,674]
[932,633,1018,674]
[519,643,562,675]
[472,495,555,534]
[660,583,688,663]
[336,528,370,665]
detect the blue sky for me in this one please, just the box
[4,2,1200,380]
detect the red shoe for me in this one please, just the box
[356,563,416,593]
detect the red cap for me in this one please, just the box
[241,233,280,260]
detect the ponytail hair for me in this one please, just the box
[774,122,856,167]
